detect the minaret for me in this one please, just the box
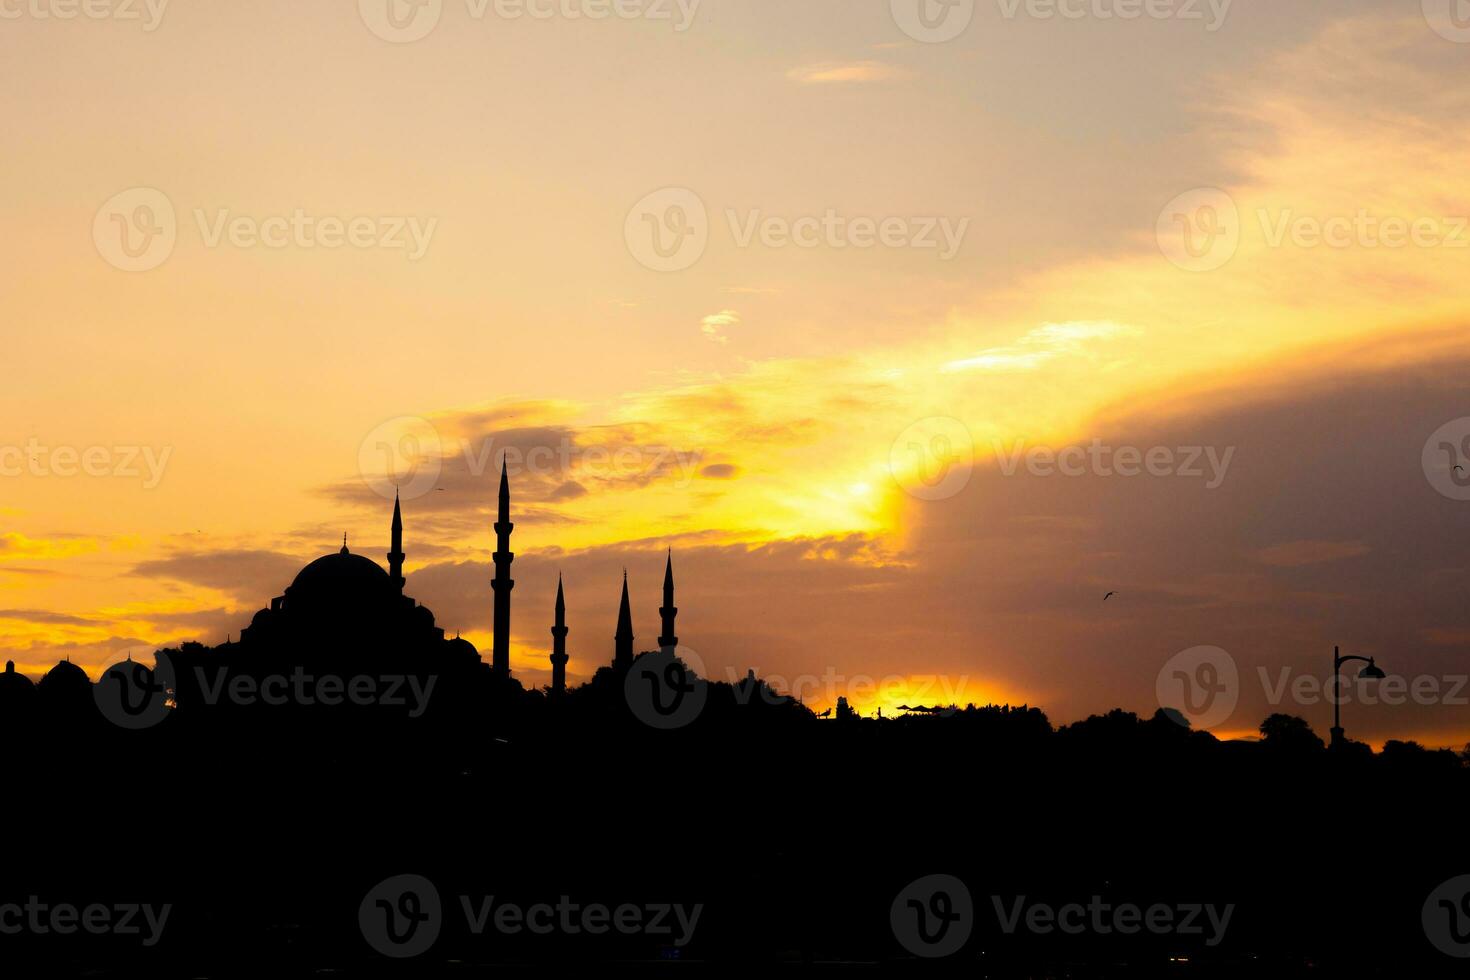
[549,574,568,696]
[614,570,634,670]
[387,490,406,593]
[658,549,678,653]
[491,459,515,678]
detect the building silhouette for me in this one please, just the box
[550,574,568,696]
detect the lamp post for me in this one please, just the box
[1329,645,1386,747]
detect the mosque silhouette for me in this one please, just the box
[2,459,689,719]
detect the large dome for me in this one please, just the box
[288,545,393,601]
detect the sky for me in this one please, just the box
[3,0,1470,747]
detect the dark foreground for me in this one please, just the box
[4,675,1467,978]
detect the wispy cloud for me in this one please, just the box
[701,309,741,345]
[942,321,1142,374]
[786,60,909,85]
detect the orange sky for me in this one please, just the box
[3,3,1470,747]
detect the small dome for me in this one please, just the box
[446,635,479,660]
[101,658,154,685]
[38,659,91,697]
[0,660,35,693]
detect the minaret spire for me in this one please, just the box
[491,458,515,678]
[614,569,634,670]
[658,549,678,653]
[387,489,406,593]
[549,573,568,696]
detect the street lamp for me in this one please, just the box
[1329,645,1386,747]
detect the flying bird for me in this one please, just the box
[1104,591,1117,601]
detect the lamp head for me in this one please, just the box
[1358,658,1387,680]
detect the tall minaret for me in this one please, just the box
[549,574,568,696]
[658,549,678,653]
[491,459,515,678]
[614,570,634,670]
[387,490,406,593]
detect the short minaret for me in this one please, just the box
[491,459,515,678]
[549,574,569,696]
[387,490,406,593]
[658,549,679,653]
[614,570,634,670]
